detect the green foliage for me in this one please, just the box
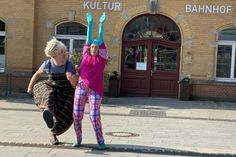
[105,56,112,66]
[179,77,191,84]
[109,71,119,80]
[70,49,83,65]
[104,70,120,80]
[104,71,110,81]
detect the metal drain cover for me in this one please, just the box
[106,132,139,137]
[129,109,166,117]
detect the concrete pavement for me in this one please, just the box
[0,97,236,157]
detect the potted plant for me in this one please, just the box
[178,76,191,101]
[108,71,119,97]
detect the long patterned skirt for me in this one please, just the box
[33,77,74,136]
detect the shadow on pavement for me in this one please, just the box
[85,144,236,157]
[103,97,236,110]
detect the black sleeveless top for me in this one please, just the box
[47,60,71,87]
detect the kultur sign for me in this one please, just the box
[83,1,122,11]
[185,4,233,14]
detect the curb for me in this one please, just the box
[0,142,235,157]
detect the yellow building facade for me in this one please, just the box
[0,0,236,100]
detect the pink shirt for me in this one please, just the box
[79,43,108,96]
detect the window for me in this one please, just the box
[123,15,180,42]
[55,22,87,61]
[0,20,5,73]
[216,27,236,82]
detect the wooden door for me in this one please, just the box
[120,39,180,98]
[120,14,181,97]
[120,40,151,96]
[150,40,180,97]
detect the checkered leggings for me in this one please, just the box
[73,81,104,144]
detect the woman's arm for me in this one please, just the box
[66,73,78,87]
[27,67,44,94]
[66,62,79,87]
[86,12,93,45]
[98,12,106,46]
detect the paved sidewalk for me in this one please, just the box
[0,97,236,157]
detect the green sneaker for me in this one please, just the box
[72,142,81,147]
[98,143,106,150]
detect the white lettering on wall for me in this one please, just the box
[185,4,233,14]
[83,1,122,11]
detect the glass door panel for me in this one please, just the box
[124,45,148,71]
[153,45,177,71]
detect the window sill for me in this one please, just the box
[0,67,5,73]
[192,79,236,86]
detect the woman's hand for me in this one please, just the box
[27,67,44,95]
[75,65,80,75]
[86,12,93,24]
[66,72,73,81]
[27,87,33,95]
[66,72,78,87]
[99,12,106,24]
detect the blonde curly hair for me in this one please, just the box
[44,37,67,57]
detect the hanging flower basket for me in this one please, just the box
[178,77,191,84]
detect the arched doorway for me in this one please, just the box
[120,14,181,98]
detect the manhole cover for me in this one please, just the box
[106,132,139,137]
[129,109,166,117]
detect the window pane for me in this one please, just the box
[218,27,236,41]
[0,54,4,67]
[235,48,236,78]
[0,36,5,68]
[0,21,5,31]
[123,15,180,42]
[56,22,87,35]
[216,45,232,78]
[0,36,5,55]
[124,45,147,70]
[73,39,85,53]
[153,45,177,71]
[58,39,70,51]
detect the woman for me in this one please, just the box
[72,12,108,150]
[27,37,77,145]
